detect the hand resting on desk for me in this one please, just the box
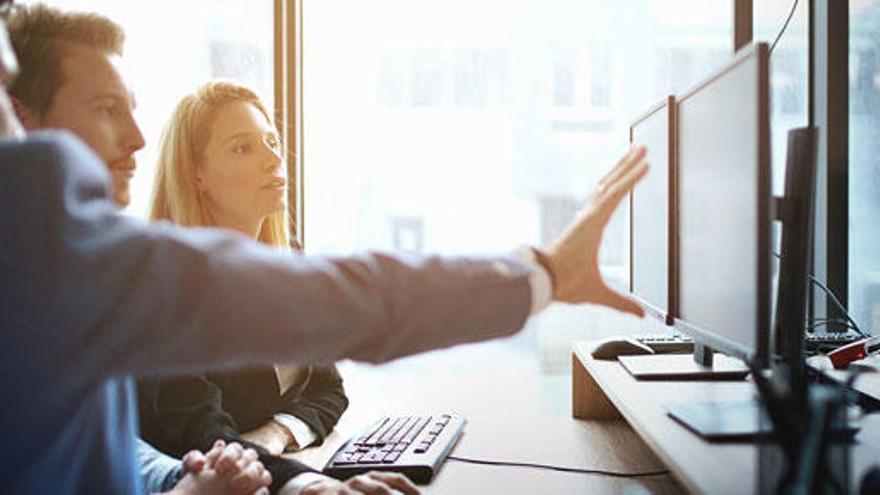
[171,440,272,495]
[241,420,296,456]
[302,471,419,495]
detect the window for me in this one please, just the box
[850,0,880,334]
[754,0,809,198]
[302,0,731,370]
[20,0,275,218]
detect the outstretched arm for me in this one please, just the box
[2,133,645,382]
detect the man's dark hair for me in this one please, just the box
[6,4,124,116]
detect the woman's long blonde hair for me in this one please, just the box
[150,81,290,249]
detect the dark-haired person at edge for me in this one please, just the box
[1,4,276,495]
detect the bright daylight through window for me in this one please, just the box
[303,0,731,370]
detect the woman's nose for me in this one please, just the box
[263,142,282,171]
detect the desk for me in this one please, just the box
[572,341,880,494]
[285,340,682,494]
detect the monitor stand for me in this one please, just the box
[619,343,749,381]
[620,343,759,441]
[664,397,770,441]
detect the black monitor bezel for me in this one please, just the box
[628,95,677,326]
[672,42,772,367]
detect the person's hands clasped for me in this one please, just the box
[172,439,272,495]
[538,145,650,316]
[301,471,420,495]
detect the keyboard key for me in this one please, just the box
[382,451,402,463]
[389,416,416,444]
[364,419,391,446]
[333,454,359,466]
[402,416,431,444]
[359,451,386,464]
[378,417,405,445]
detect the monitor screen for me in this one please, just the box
[676,44,771,362]
[630,98,673,323]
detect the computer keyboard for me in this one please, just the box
[323,413,465,484]
[805,331,862,353]
[634,332,863,354]
[635,334,695,354]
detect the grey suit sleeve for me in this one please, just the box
[1,132,532,380]
[136,438,182,494]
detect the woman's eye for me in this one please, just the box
[233,143,250,155]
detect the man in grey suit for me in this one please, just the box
[0,7,647,495]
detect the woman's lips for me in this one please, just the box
[264,176,287,189]
[110,159,136,178]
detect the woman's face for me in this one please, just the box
[196,100,285,227]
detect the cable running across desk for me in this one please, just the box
[447,455,671,478]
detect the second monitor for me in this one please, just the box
[629,95,676,327]
[621,42,771,381]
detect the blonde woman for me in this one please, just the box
[138,81,354,494]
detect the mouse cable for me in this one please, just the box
[769,0,800,55]
[447,455,671,479]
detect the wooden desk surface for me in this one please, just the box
[285,340,682,494]
[573,341,880,494]
[572,341,756,494]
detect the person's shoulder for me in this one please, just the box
[0,130,109,195]
[0,130,91,159]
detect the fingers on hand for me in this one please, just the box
[230,461,266,494]
[181,450,207,474]
[597,286,645,318]
[216,442,244,475]
[606,159,649,203]
[594,160,649,224]
[205,439,226,466]
[366,472,420,495]
[599,145,647,189]
[241,448,259,464]
[348,473,398,495]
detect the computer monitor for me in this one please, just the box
[629,96,676,326]
[772,126,818,407]
[620,44,770,383]
[674,42,772,370]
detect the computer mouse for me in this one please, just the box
[590,336,655,360]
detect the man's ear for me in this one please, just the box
[9,96,41,130]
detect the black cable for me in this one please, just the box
[769,0,800,55]
[809,275,868,337]
[772,251,869,337]
[447,455,671,479]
